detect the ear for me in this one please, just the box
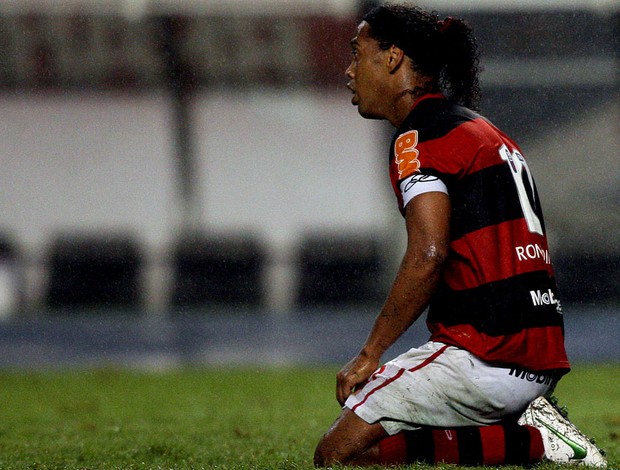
[386,45,405,73]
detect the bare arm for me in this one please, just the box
[336,191,451,406]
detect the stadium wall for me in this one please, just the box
[0,89,392,315]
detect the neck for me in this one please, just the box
[387,86,428,128]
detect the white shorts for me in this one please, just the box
[345,341,555,435]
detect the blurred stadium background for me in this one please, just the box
[0,0,618,368]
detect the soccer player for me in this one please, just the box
[313,4,607,467]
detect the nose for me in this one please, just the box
[345,61,354,80]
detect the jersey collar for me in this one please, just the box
[409,92,446,113]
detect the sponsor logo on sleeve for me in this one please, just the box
[394,130,420,178]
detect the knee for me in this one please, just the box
[313,435,343,467]
[314,408,383,466]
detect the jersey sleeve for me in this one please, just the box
[393,129,449,209]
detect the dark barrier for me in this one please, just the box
[170,233,265,308]
[46,234,142,310]
[296,234,386,308]
[554,253,620,305]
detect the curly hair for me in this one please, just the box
[362,3,481,111]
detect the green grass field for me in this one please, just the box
[0,363,617,469]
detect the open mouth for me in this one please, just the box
[347,83,358,104]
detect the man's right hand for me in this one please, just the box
[336,351,380,407]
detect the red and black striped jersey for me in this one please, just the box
[389,94,570,372]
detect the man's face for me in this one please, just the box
[345,21,389,120]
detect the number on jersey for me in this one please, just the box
[499,144,543,236]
